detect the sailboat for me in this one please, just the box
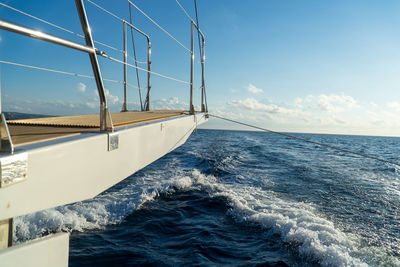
[0,0,207,265]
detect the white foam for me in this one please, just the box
[13,167,398,266]
[189,169,369,267]
[13,169,192,242]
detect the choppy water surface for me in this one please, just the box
[14,130,400,266]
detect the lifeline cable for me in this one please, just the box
[0,59,139,89]
[127,0,191,53]
[0,2,124,54]
[209,114,400,168]
[101,54,191,85]
[175,0,193,21]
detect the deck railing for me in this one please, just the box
[0,0,207,131]
[120,20,152,112]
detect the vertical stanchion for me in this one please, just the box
[145,40,151,111]
[122,22,128,112]
[75,0,113,131]
[201,37,205,112]
[189,21,194,114]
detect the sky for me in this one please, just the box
[2,1,400,136]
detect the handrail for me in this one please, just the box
[122,20,152,111]
[75,0,113,131]
[84,0,153,111]
[0,7,113,131]
[0,2,126,55]
[0,0,207,126]
[0,19,95,54]
[173,0,207,112]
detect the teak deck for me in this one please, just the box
[7,110,188,146]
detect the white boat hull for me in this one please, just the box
[0,113,206,220]
[0,113,207,266]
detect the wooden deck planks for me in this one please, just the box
[7,110,188,146]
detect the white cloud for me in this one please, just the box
[91,89,119,105]
[387,101,400,110]
[317,93,358,112]
[77,82,86,93]
[228,98,293,114]
[86,102,97,109]
[246,83,263,94]
[153,97,188,110]
[105,89,119,104]
[294,97,303,107]
[305,95,314,103]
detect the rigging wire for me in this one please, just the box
[175,0,194,21]
[0,2,80,37]
[193,0,208,111]
[84,0,148,65]
[0,2,125,54]
[193,0,202,57]
[0,59,139,89]
[174,0,208,109]
[127,0,191,53]
[87,0,191,53]
[0,53,189,87]
[129,4,143,111]
[209,114,400,168]
[101,54,191,85]
[1,2,199,95]
[85,0,122,21]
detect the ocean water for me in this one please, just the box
[13,129,400,266]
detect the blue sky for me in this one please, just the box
[2,1,400,136]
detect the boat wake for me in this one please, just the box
[14,162,399,266]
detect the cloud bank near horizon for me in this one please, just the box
[3,81,400,136]
[207,91,400,136]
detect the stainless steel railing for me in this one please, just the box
[0,0,114,131]
[0,0,207,131]
[120,20,152,112]
[190,20,206,114]
[75,0,113,131]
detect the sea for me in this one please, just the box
[12,129,400,266]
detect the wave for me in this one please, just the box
[13,172,193,243]
[14,167,399,266]
[189,170,368,266]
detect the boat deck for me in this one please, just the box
[7,110,188,146]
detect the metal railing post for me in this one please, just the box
[201,37,206,112]
[121,18,151,111]
[189,21,194,114]
[0,68,13,154]
[189,21,206,113]
[75,0,113,131]
[145,41,152,111]
[121,21,128,112]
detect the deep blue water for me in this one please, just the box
[15,129,400,266]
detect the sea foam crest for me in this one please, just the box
[13,167,390,266]
[190,169,368,267]
[13,173,193,243]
